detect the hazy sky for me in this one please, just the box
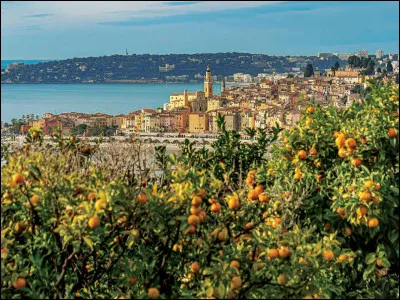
[1,1,399,60]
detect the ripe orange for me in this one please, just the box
[336,207,345,218]
[376,258,383,267]
[333,130,340,137]
[13,278,26,290]
[345,138,357,149]
[248,170,257,177]
[217,230,229,241]
[198,211,207,222]
[88,216,100,229]
[29,194,40,207]
[351,158,362,167]
[210,202,221,213]
[298,150,307,160]
[197,188,207,199]
[141,180,147,187]
[322,249,334,261]
[374,182,381,191]
[303,296,313,299]
[309,147,318,156]
[245,176,256,186]
[190,206,202,215]
[32,131,38,138]
[335,135,346,148]
[278,247,291,258]
[192,195,202,207]
[248,190,259,201]
[258,193,271,203]
[191,262,201,274]
[277,274,288,285]
[128,276,138,285]
[245,222,254,230]
[11,173,25,187]
[268,248,279,259]
[359,191,372,203]
[338,254,348,263]
[360,205,368,215]
[338,148,347,158]
[188,215,200,226]
[316,175,323,183]
[14,221,26,234]
[307,107,315,114]
[388,128,397,139]
[306,117,313,126]
[87,192,97,202]
[148,288,160,299]
[230,277,242,289]
[368,218,379,228]
[228,196,240,210]
[254,184,264,196]
[137,193,147,204]
[230,260,240,269]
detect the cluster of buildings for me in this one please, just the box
[18,63,398,137]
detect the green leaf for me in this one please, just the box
[365,252,376,265]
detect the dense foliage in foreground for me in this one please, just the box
[1,81,399,299]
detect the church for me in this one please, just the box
[169,65,223,112]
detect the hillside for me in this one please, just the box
[1,53,346,84]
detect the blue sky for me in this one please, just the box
[1,1,399,60]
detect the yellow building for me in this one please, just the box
[189,113,208,133]
[204,64,213,98]
[207,97,224,111]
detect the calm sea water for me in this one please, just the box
[1,83,221,123]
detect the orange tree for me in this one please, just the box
[1,80,399,299]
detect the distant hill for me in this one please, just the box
[1,52,347,84]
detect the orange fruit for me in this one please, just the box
[192,196,202,207]
[345,138,357,149]
[248,190,259,201]
[360,205,368,215]
[368,218,379,228]
[294,172,303,180]
[322,249,334,261]
[245,222,254,230]
[190,206,202,215]
[298,150,307,160]
[351,157,362,167]
[188,225,196,234]
[333,130,340,137]
[29,194,40,207]
[359,191,372,203]
[299,257,311,267]
[254,184,264,196]
[13,278,26,290]
[336,207,345,218]
[228,196,240,210]
[268,248,279,259]
[309,148,318,156]
[14,221,27,234]
[87,192,97,202]
[248,170,257,177]
[364,180,374,189]
[188,215,200,226]
[137,193,147,204]
[388,128,397,139]
[306,117,313,126]
[335,135,346,148]
[148,288,160,299]
[230,277,242,289]
[258,193,270,203]
[128,275,138,285]
[376,258,383,267]
[245,176,256,186]
[307,107,315,114]
[303,296,313,299]
[277,274,288,285]
[324,222,330,232]
[278,247,291,258]
[338,148,347,158]
[210,202,221,213]
[198,211,207,222]
[217,230,229,242]
[88,216,100,229]
[11,173,25,187]
[197,188,207,199]
[374,182,381,191]
[230,260,240,269]
[141,180,147,187]
[191,262,201,274]
[316,175,323,183]
[337,254,348,263]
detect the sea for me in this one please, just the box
[1,60,222,123]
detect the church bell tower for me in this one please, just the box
[204,64,213,98]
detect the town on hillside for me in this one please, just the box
[2,53,399,139]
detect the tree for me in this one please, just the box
[377,67,382,73]
[36,115,40,120]
[70,124,88,136]
[366,60,376,75]
[333,62,340,71]
[387,61,393,73]
[304,63,314,77]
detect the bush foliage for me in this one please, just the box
[1,81,399,299]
